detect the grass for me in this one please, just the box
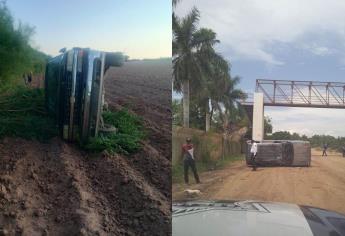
[172,155,244,183]
[0,87,57,141]
[84,110,146,155]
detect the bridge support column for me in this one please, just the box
[252,93,264,142]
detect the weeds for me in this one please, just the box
[172,155,244,183]
[0,87,57,141]
[84,110,145,155]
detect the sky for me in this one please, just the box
[7,0,171,59]
[175,0,345,137]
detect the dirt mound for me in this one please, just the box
[0,59,172,235]
[0,138,170,235]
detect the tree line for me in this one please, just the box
[266,131,345,151]
[263,117,345,151]
[0,1,49,92]
[172,1,246,132]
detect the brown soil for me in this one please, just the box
[0,59,171,235]
[173,150,345,215]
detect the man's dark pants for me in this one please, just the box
[184,157,200,184]
[322,150,327,156]
[251,153,257,171]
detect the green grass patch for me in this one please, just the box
[0,87,57,141]
[84,110,146,155]
[172,155,244,183]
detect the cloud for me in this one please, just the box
[300,43,334,56]
[175,0,345,65]
[309,46,332,56]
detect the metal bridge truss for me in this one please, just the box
[255,79,345,108]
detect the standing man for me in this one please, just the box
[27,72,32,86]
[250,140,258,171]
[182,138,200,184]
[342,145,345,158]
[322,143,328,157]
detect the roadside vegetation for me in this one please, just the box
[85,110,146,155]
[0,1,49,92]
[172,154,243,183]
[0,87,57,141]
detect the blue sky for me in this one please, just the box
[176,0,345,136]
[7,0,171,58]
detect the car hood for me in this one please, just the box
[172,200,345,236]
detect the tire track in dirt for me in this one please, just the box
[129,144,171,199]
[58,142,125,235]
[0,138,171,235]
[83,154,170,236]
[0,138,83,235]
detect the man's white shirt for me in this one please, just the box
[250,143,257,156]
[187,148,194,159]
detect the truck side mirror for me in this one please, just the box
[104,52,125,73]
[59,47,67,53]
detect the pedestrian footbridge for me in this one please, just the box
[240,79,345,141]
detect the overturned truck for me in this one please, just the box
[45,47,124,142]
[246,140,311,167]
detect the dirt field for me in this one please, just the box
[0,59,171,235]
[173,150,345,215]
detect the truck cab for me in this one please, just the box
[45,47,124,142]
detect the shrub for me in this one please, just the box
[84,110,145,154]
[0,87,57,141]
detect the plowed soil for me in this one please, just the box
[173,150,345,215]
[0,59,172,235]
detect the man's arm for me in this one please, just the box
[181,144,186,157]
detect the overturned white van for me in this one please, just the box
[246,140,311,167]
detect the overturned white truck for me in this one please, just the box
[246,140,311,167]
[45,47,124,143]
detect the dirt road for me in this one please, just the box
[0,59,171,235]
[173,150,345,215]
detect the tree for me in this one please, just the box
[187,28,229,131]
[173,7,212,128]
[0,1,48,91]
[206,75,246,132]
[173,4,246,131]
[264,116,273,136]
[172,0,180,7]
[268,131,292,140]
[172,99,183,126]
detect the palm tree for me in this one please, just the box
[202,53,231,132]
[173,8,226,128]
[191,34,239,131]
[173,4,246,130]
[173,7,203,128]
[217,76,247,131]
[172,0,180,7]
